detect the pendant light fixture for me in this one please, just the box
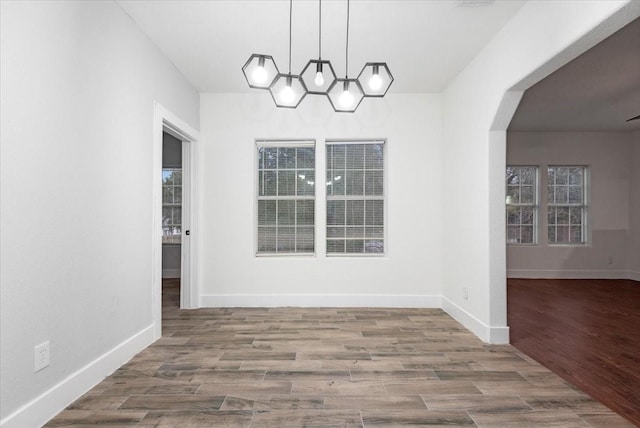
[326,0,364,113]
[268,0,307,108]
[300,0,336,95]
[242,0,392,111]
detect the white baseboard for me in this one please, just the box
[162,268,180,279]
[199,294,442,309]
[200,294,510,344]
[507,269,630,279]
[441,297,509,345]
[629,271,640,282]
[0,324,155,428]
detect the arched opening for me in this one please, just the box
[489,13,639,425]
[486,8,639,344]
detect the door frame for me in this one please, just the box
[153,102,200,339]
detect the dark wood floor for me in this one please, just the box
[44,279,632,427]
[508,278,640,426]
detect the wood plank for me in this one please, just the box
[42,278,631,426]
[508,278,640,426]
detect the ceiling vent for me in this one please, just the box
[456,0,495,6]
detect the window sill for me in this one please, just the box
[255,253,316,258]
[547,243,588,247]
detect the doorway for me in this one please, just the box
[153,103,200,339]
[162,132,183,311]
[162,132,183,277]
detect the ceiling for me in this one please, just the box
[117,0,525,93]
[510,17,640,132]
[117,1,639,132]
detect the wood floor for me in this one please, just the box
[508,278,640,427]
[45,279,632,427]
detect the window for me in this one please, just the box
[326,141,385,255]
[162,168,182,244]
[506,166,537,244]
[547,166,587,244]
[256,141,315,255]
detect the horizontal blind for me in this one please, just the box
[257,140,315,148]
[326,140,385,255]
[256,141,315,255]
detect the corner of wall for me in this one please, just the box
[441,296,509,345]
[0,325,155,428]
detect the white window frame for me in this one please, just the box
[255,139,316,256]
[546,165,588,245]
[505,166,538,245]
[325,139,386,256]
[162,167,182,245]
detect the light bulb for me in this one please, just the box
[369,73,383,91]
[314,71,324,87]
[280,85,295,104]
[252,65,268,85]
[339,90,354,108]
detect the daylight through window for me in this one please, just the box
[326,141,385,255]
[256,141,315,254]
[505,166,537,244]
[162,168,182,244]
[547,166,587,244]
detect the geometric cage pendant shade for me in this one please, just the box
[327,77,365,113]
[300,59,337,95]
[358,62,393,97]
[242,54,279,89]
[269,73,307,108]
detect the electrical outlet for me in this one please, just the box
[34,341,50,373]
[463,287,469,301]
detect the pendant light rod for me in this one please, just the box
[318,0,322,59]
[345,0,350,78]
[300,0,335,95]
[288,0,293,74]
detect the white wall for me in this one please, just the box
[630,132,640,280]
[441,0,639,343]
[0,2,199,426]
[506,132,632,278]
[199,93,442,306]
